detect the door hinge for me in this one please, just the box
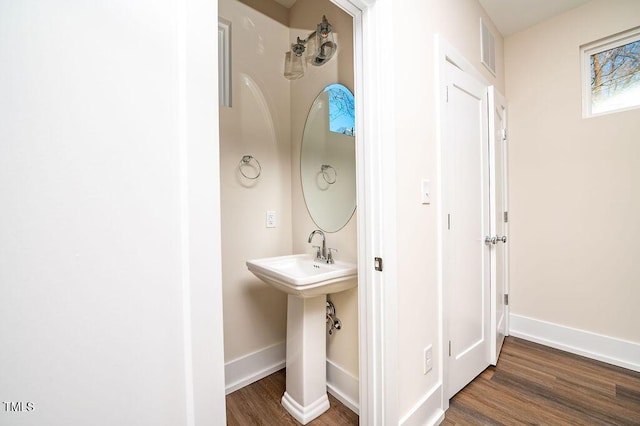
[504,211,509,223]
[446,85,449,102]
[374,257,383,272]
[447,213,451,230]
[448,341,452,356]
[502,128,507,141]
[504,294,509,306]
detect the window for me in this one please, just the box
[581,27,640,117]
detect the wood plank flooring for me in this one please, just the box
[444,337,640,425]
[226,369,358,425]
[226,337,640,425]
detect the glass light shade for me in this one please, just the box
[311,32,337,66]
[305,35,319,63]
[284,50,305,80]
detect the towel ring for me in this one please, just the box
[321,164,337,184]
[239,155,261,180]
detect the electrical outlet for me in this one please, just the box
[423,344,433,374]
[266,210,276,228]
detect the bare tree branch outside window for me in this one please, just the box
[326,85,355,136]
[590,39,640,112]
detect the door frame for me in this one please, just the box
[330,1,398,423]
[207,0,397,424]
[488,87,510,366]
[436,36,493,410]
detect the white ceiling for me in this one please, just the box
[272,0,590,36]
[478,0,591,36]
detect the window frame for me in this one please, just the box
[581,26,640,118]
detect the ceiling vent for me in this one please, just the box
[480,18,496,75]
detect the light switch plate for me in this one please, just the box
[421,179,431,204]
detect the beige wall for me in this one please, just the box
[219,0,292,361]
[391,0,504,417]
[289,0,358,377]
[237,0,289,26]
[505,0,640,343]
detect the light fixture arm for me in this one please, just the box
[299,31,317,45]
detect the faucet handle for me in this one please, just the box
[312,245,322,259]
[327,248,338,264]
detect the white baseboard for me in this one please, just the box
[224,342,286,394]
[326,359,359,414]
[509,313,640,372]
[224,343,361,415]
[399,383,444,426]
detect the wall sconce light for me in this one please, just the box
[284,15,337,80]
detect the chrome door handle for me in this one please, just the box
[485,235,507,245]
[485,236,497,245]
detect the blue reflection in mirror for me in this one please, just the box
[324,84,355,136]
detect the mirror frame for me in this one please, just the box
[300,83,356,233]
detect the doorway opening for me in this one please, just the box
[216,0,391,424]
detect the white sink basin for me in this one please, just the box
[246,254,357,298]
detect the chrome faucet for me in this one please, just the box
[308,229,327,262]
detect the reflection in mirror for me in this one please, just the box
[301,84,356,233]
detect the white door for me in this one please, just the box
[443,62,491,399]
[489,88,509,365]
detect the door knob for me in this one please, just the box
[485,235,507,245]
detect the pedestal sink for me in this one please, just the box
[246,254,357,424]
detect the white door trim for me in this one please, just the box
[185,0,227,423]
[500,94,510,337]
[488,87,509,365]
[330,0,398,424]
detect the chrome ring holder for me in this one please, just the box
[239,155,261,180]
[321,164,337,185]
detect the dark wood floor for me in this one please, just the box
[226,369,358,425]
[444,336,640,425]
[226,337,640,425]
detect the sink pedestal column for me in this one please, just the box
[281,294,329,424]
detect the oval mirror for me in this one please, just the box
[301,84,356,233]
